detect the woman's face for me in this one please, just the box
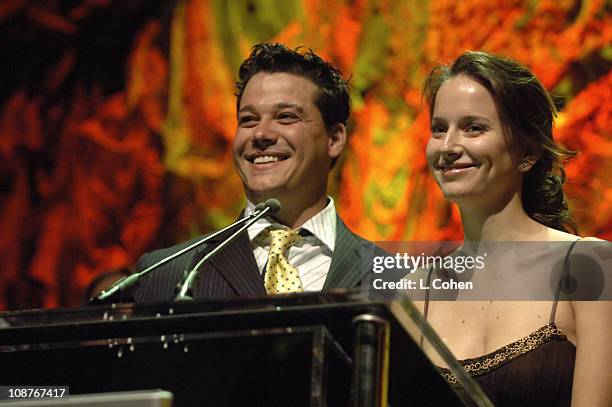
[426,75,522,206]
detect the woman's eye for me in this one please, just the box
[465,123,485,133]
[430,125,446,137]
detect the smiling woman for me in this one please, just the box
[424,52,578,235]
[416,51,612,407]
[426,74,519,207]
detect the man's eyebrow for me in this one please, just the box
[275,102,304,113]
[238,102,305,115]
[238,105,256,114]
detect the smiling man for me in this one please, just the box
[131,43,376,302]
[233,68,345,229]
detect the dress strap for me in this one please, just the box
[549,238,581,324]
[423,265,435,321]
[420,265,435,347]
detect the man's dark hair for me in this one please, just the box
[423,51,577,233]
[235,43,350,130]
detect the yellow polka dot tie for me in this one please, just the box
[264,229,303,294]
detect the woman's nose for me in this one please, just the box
[438,130,462,159]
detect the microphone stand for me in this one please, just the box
[174,201,279,301]
[89,202,273,305]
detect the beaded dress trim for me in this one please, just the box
[442,323,567,385]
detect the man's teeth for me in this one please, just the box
[254,156,279,164]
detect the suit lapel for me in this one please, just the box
[323,216,370,289]
[190,213,369,295]
[204,231,267,297]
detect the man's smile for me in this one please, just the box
[245,151,291,164]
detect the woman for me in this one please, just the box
[419,51,611,406]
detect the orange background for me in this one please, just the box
[0,0,610,310]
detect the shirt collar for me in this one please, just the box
[244,197,337,252]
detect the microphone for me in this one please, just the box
[174,198,281,301]
[89,199,280,305]
[260,198,280,214]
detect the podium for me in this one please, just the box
[0,291,492,406]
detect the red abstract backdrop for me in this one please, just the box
[1,0,610,310]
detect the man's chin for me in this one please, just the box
[244,185,285,204]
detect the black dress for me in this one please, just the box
[440,322,575,406]
[431,240,579,406]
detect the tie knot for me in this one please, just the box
[269,228,301,247]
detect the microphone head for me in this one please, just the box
[253,201,267,212]
[264,198,281,214]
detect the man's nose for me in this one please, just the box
[252,118,278,149]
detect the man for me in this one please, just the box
[132,43,375,302]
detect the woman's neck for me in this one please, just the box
[459,193,548,241]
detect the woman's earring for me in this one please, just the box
[520,161,528,169]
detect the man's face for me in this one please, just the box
[233,72,345,206]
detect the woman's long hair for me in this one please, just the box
[423,51,577,233]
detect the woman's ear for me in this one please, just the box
[518,150,541,172]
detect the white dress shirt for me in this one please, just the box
[244,198,337,291]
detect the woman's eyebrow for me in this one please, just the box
[459,115,491,123]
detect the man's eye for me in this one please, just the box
[238,116,258,127]
[277,113,298,123]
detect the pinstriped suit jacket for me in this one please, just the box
[132,215,376,303]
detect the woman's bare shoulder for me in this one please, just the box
[578,236,607,242]
[545,227,608,243]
